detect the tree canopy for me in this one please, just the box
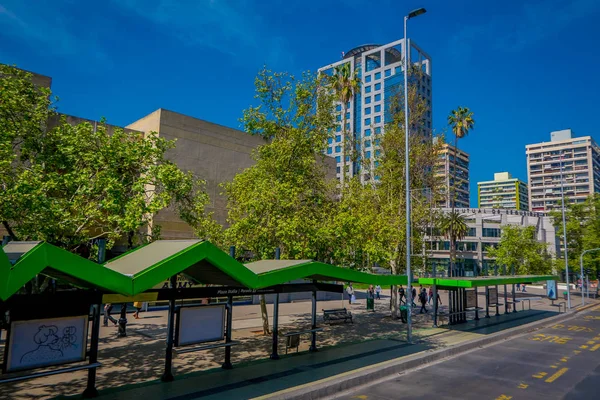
[0,65,218,254]
[487,225,551,275]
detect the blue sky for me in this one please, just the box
[1,0,599,206]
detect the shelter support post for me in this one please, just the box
[82,303,101,398]
[461,288,466,323]
[448,289,453,324]
[161,276,177,382]
[512,283,517,313]
[495,285,499,316]
[309,285,318,352]
[504,284,509,315]
[223,295,234,369]
[270,293,280,360]
[432,283,438,327]
[474,288,479,321]
[485,286,490,318]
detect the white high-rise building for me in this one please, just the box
[526,129,600,212]
[319,40,432,183]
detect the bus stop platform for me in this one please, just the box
[84,308,563,400]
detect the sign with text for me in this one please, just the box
[175,305,225,347]
[488,287,498,305]
[4,315,88,372]
[466,290,477,308]
[546,280,557,300]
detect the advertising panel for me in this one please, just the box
[175,305,225,347]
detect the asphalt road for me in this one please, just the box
[336,305,600,400]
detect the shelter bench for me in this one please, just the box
[322,308,353,324]
[283,328,324,354]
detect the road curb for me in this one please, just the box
[261,309,590,400]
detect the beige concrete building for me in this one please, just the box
[526,129,600,212]
[125,109,267,239]
[477,172,529,210]
[435,142,470,208]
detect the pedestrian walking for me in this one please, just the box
[411,287,417,307]
[516,283,521,292]
[346,283,355,304]
[375,284,382,300]
[428,287,433,305]
[368,285,375,298]
[522,283,527,293]
[103,303,117,326]
[398,285,406,305]
[133,301,143,319]
[419,290,428,314]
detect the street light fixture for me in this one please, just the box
[580,248,600,307]
[404,6,426,344]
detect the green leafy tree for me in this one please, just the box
[0,65,219,255]
[224,68,336,333]
[487,225,551,275]
[328,63,360,187]
[437,210,469,275]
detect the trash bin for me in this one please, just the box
[563,291,568,300]
[367,297,374,311]
[400,305,407,323]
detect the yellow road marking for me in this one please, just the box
[545,367,569,383]
[533,372,547,379]
[353,396,368,399]
[518,383,528,389]
[580,345,588,349]
[496,395,513,400]
[550,365,558,369]
[560,357,568,362]
[586,341,595,345]
[573,350,581,354]
[590,344,600,351]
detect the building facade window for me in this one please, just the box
[365,118,371,125]
[365,128,371,137]
[365,96,372,104]
[374,93,381,102]
[365,75,372,83]
[482,228,501,237]
[327,147,332,154]
[374,72,381,80]
[365,86,372,94]
[365,107,372,115]
[375,83,381,91]
[374,104,381,112]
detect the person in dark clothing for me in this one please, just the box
[103,303,117,326]
[398,285,406,305]
[419,290,428,313]
[411,287,417,307]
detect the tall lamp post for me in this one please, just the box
[580,248,600,307]
[404,6,426,343]
[559,154,571,309]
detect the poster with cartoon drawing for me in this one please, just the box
[5,315,88,372]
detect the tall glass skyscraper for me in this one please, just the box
[319,39,432,183]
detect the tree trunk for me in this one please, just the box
[449,135,459,277]
[341,104,348,189]
[2,221,18,241]
[260,294,270,335]
[390,259,400,318]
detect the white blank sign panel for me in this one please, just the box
[177,305,225,346]
[6,315,88,372]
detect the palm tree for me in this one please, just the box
[438,210,469,276]
[330,63,361,187]
[447,107,475,208]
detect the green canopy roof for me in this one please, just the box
[417,275,558,289]
[246,260,407,287]
[0,241,405,301]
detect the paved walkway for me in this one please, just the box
[0,288,594,400]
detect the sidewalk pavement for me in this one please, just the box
[0,289,596,400]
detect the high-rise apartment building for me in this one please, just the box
[435,142,470,208]
[478,172,529,210]
[526,129,600,212]
[319,39,432,182]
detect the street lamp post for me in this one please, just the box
[559,154,571,309]
[580,248,600,307]
[404,6,426,343]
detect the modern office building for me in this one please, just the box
[526,129,600,212]
[319,39,432,183]
[477,172,529,210]
[435,142,470,208]
[424,207,558,275]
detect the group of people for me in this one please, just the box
[515,283,527,292]
[345,283,382,304]
[345,283,441,315]
[397,284,441,314]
